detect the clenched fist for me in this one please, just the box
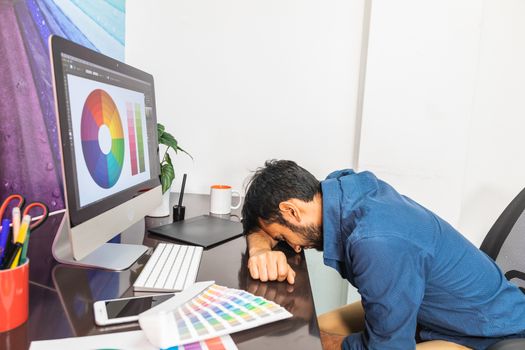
[247,250,296,284]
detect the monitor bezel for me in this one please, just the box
[50,35,161,227]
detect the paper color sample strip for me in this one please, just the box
[29,330,237,350]
[140,284,292,348]
[164,334,237,350]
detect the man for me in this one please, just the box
[242,160,525,350]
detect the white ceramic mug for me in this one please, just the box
[210,185,242,215]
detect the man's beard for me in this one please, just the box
[284,221,324,251]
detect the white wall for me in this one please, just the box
[126,1,362,195]
[358,0,525,246]
[457,0,525,245]
[126,0,365,315]
[359,0,482,224]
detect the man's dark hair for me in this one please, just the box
[242,160,321,234]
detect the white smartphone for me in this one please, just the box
[93,293,175,326]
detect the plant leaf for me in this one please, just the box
[176,145,193,160]
[160,153,175,193]
[157,123,165,140]
[159,130,178,151]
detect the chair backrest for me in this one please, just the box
[480,188,525,293]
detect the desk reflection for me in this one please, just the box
[0,320,28,350]
[51,258,149,337]
[235,248,319,344]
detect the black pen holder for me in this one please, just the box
[173,205,186,222]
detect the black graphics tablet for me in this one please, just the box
[148,215,244,249]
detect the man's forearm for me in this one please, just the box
[246,230,296,284]
[247,230,277,256]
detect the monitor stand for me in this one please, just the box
[52,214,148,271]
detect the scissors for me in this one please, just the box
[0,194,49,231]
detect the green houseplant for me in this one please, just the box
[149,123,192,217]
[157,123,192,194]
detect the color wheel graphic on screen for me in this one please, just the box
[81,89,124,189]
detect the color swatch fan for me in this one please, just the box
[139,282,292,349]
[81,89,124,188]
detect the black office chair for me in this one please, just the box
[480,188,525,350]
[480,187,525,292]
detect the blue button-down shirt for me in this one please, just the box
[321,169,525,350]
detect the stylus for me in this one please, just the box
[178,173,187,207]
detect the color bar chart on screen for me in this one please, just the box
[127,102,139,175]
[126,101,146,175]
[134,102,146,172]
[163,335,237,350]
[139,283,292,348]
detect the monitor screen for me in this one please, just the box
[52,38,160,227]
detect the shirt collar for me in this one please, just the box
[321,169,377,263]
[321,170,352,262]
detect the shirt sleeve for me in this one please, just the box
[342,235,429,350]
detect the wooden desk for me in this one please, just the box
[0,194,322,349]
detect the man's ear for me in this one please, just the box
[279,200,301,224]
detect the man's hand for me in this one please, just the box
[247,250,296,284]
[320,330,345,350]
[247,229,296,284]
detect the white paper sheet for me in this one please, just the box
[30,330,238,350]
[29,330,156,350]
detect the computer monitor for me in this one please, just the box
[49,35,162,270]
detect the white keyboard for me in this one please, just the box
[133,243,203,293]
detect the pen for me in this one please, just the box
[0,218,10,262]
[12,207,20,243]
[20,226,31,264]
[16,215,31,245]
[1,240,14,269]
[4,243,22,269]
[10,215,30,268]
